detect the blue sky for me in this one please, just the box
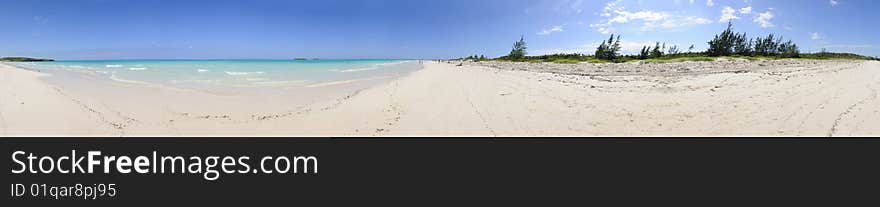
[0,0,877,59]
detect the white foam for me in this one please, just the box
[129,67,148,71]
[376,61,408,66]
[334,61,408,73]
[224,71,265,76]
[304,77,385,88]
[109,73,153,85]
[336,66,379,73]
[171,79,217,84]
[197,69,209,73]
[105,65,123,68]
[250,80,308,86]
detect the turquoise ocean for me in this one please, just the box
[12,59,421,90]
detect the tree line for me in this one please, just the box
[465,22,877,62]
[707,22,799,58]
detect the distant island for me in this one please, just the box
[0,57,54,62]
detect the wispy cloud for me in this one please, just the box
[524,0,586,15]
[538,26,564,35]
[810,32,823,40]
[739,6,752,14]
[830,0,840,6]
[706,0,715,7]
[754,11,775,28]
[642,16,712,30]
[33,16,49,24]
[719,6,739,22]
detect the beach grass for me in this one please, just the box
[550,58,583,64]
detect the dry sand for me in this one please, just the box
[1,59,879,137]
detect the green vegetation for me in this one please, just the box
[0,57,54,62]
[641,57,715,63]
[707,22,799,58]
[494,53,608,64]
[801,50,878,60]
[594,34,622,62]
[639,42,668,59]
[462,54,489,62]
[500,36,528,60]
[550,58,582,64]
[461,24,877,64]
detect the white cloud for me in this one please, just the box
[739,6,752,14]
[608,11,671,24]
[811,32,823,40]
[591,0,711,34]
[706,0,715,7]
[754,11,775,28]
[830,0,839,6]
[642,16,712,30]
[690,0,695,4]
[538,26,564,35]
[719,6,740,22]
[590,22,614,35]
[600,0,620,17]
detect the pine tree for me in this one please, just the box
[708,21,736,56]
[595,38,608,60]
[609,35,621,60]
[650,42,663,58]
[733,33,752,56]
[779,40,799,58]
[595,34,621,61]
[508,36,527,60]
[639,46,650,59]
[667,45,680,55]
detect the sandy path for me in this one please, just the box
[1,60,878,136]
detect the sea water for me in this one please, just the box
[13,59,421,91]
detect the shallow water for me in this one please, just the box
[13,59,421,92]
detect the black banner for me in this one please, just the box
[2,138,878,206]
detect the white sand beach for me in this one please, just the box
[2,59,879,137]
